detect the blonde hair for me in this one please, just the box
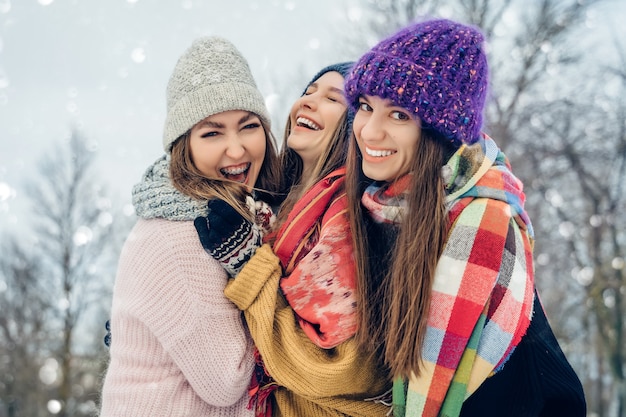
[169,118,281,220]
[347,128,455,379]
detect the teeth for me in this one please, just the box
[365,147,394,157]
[221,163,249,175]
[296,117,321,131]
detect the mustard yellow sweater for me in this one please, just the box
[224,244,391,417]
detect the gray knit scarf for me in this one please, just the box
[132,155,207,221]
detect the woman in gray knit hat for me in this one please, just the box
[100,36,280,417]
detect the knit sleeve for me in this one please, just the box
[225,244,391,413]
[114,219,254,408]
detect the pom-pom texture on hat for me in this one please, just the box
[163,36,271,152]
[344,19,488,146]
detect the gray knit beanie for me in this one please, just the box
[162,36,271,152]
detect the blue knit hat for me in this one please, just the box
[344,19,488,146]
[302,62,355,95]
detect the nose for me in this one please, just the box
[358,112,385,142]
[298,92,318,111]
[224,135,246,160]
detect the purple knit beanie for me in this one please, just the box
[344,19,489,146]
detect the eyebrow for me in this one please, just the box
[308,83,345,94]
[199,112,258,128]
[238,112,258,124]
[362,95,396,108]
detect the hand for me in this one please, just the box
[194,199,262,277]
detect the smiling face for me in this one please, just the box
[188,110,266,190]
[286,71,347,173]
[352,94,421,182]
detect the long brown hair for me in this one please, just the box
[273,110,351,228]
[346,127,455,379]
[169,117,281,220]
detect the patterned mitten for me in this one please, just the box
[194,198,263,277]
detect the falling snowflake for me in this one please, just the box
[131,47,146,63]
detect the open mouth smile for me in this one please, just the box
[220,163,251,183]
[365,146,396,157]
[296,116,321,131]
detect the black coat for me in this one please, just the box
[460,291,586,417]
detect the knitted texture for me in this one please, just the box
[344,18,488,146]
[195,199,263,277]
[303,62,354,95]
[163,36,271,152]
[224,244,392,417]
[132,155,207,220]
[101,154,256,416]
[100,219,255,417]
[361,135,535,417]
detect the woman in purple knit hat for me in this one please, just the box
[343,18,586,417]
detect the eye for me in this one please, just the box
[329,94,347,105]
[303,86,317,96]
[391,110,410,121]
[242,122,261,130]
[358,101,372,112]
[200,130,219,138]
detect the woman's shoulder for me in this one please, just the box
[128,217,209,241]
[123,218,195,251]
[119,218,224,279]
[116,218,233,306]
[449,196,513,230]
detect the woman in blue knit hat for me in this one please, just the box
[195,62,392,416]
[343,18,586,417]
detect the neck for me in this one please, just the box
[301,160,315,179]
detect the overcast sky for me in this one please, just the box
[0,0,360,232]
[1,0,624,236]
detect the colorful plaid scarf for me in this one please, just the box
[363,135,535,417]
[273,167,358,349]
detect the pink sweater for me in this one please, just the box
[100,218,255,417]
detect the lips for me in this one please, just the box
[220,162,250,183]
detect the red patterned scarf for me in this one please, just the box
[273,167,358,349]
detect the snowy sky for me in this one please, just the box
[1,0,625,236]
[0,0,359,232]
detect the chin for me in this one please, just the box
[362,167,388,182]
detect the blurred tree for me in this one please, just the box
[338,0,624,415]
[23,130,120,417]
[0,130,129,416]
[0,239,51,417]
[524,43,626,416]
